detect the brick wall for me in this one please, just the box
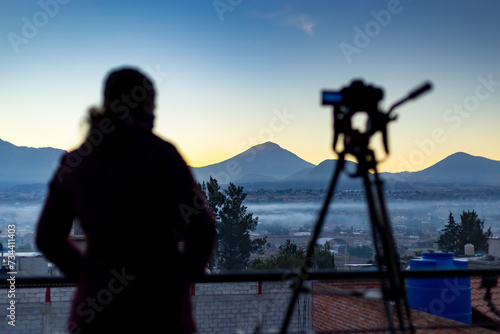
[0,282,311,333]
[0,286,74,334]
[193,281,311,333]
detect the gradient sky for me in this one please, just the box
[1,1,500,173]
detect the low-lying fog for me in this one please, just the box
[247,199,500,232]
[0,203,43,231]
[0,198,499,234]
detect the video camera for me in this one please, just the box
[321,79,431,155]
[322,79,383,112]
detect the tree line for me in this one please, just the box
[201,176,493,271]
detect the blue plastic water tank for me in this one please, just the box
[406,253,471,324]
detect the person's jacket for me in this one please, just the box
[36,127,217,333]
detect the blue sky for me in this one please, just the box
[1,0,500,172]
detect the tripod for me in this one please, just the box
[280,80,432,334]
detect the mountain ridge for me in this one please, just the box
[0,139,66,188]
[397,151,500,187]
[190,141,315,184]
[1,138,499,190]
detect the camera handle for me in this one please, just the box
[280,80,431,334]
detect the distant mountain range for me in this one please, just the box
[191,142,500,190]
[1,138,500,191]
[0,139,65,189]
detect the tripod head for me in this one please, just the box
[322,80,432,168]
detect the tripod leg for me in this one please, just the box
[372,171,415,334]
[280,154,346,334]
[362,167,414,333]
[362,171,396,333]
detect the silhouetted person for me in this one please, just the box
[36,67,217,334]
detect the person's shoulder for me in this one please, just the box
[50,150,79,185]
[58,142,96,169]
[56,149,81,171]
[139,132,187,165]
[148,133,179,153]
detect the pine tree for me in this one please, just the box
[458,210,492,253]
[202,177,225,220]
[437,210,491,254]
[203,178,268,271]
[437,212,460,253]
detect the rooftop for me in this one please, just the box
[314,278,499,333]
[471,276,500,330]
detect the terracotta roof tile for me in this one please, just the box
[471,276,500,325]
[313,280,498,333]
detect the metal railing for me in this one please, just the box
[3,267,500,287]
